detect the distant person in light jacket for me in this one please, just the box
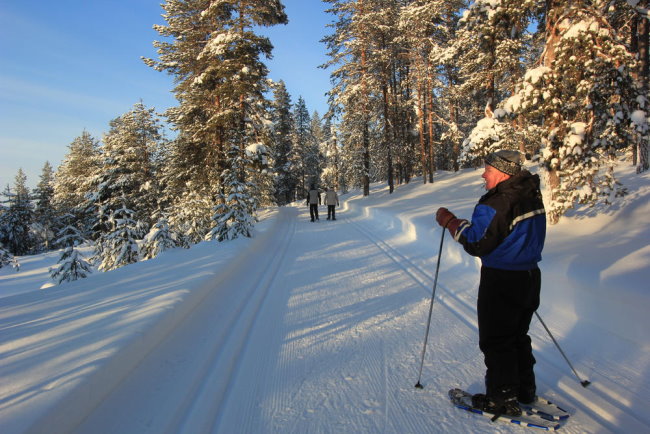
[306,185,321,222]
[325,187,339,221]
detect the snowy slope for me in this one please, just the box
[1,166,648,433]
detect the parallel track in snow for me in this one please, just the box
[344,216,479,332]
[70,210,297,434]
[346,213,650,433]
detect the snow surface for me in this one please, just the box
[1,166,649,433]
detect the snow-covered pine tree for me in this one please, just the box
[461,107,521,166]
[326,0,421,192]
[52,131,101,239]
[0,170,34,256]
[269,80,297,205]
[208,142,258,242]
[618,0,650,172]
[504,1,645,222]
[145,0,287,236]
[400,0,440,181]
[320,117,342,190]
[156,134,214,246]
[323,0,376,196]
[96,203,140,271]
[0,242,12,269]
[292,97,314,193]
[451,0,541,171]
[91,102,163,237]
[245,140,275,207]
[167,189,213,247]
[307,110,325,187]
[32,161,59,252]
[54,213,86,249]
[454,0,537,116]
[50,246,93,284]
[358,0,404,193]
[141,215,178,260]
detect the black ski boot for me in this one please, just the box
[471,393,521,417]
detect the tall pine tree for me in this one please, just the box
[145,0,287,240]
[270,80,297,204]
[33,161,58,252]
[53,131,102,239]
[0,170,34,256]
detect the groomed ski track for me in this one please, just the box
[13,180,650,433]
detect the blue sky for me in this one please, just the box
[0,1,332,190]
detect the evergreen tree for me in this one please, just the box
[33,161,58,252]
[307,110,325,186]
[461,107,541,166]
[90,102,163,239]
[50,246,92,284]
[0,242,12,269]
[145,0,288,236]
[320,117,342,190]
[453,0,537,115]
[319,0,646,223]
[168,189,213,247]
[245,139,275,207]
[141,215,178,260]
[157,135,214,245]
[323,0,377,196]
[503,1,645,222]
[293,96,314,193]
[96,203,140,271]
[0,170,34,256]
[54,217,86,249]
[208,142,258,242]
[269,80,297,204]
[53,131,101,238]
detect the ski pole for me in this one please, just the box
[415,224,447,389]
[535,311,591,388]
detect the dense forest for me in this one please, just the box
[1,0,648,282]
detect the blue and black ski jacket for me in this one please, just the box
[454,170,546,271]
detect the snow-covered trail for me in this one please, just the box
[50,204,613,433]
[5,174,649,433]
[52,205,479,434]
[65,206,464,433]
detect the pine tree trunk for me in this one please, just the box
[631,12,639,166]
[638,1,649,172]
[450,100,459,172]
[418,84,428,183]
[427,71,435,183]
[382,83,394,194]
[359,0,370,197]
[363,122,370,196]
[543,0,564,223]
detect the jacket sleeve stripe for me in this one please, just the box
[509,208,546,231]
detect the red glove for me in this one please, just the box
[436,207,467,238]
[436,207,455,228]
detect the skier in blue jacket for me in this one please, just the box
[436,149,546,417]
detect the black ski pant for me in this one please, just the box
[477,266,540,402]
[309,204,319,221]
[327,205,336,220]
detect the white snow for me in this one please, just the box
[1,166,649,433]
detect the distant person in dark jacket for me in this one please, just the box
[306,185,321,222]
[325,188,339,220]
[435,150,546,418]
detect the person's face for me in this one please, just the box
[482,164,510,190]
